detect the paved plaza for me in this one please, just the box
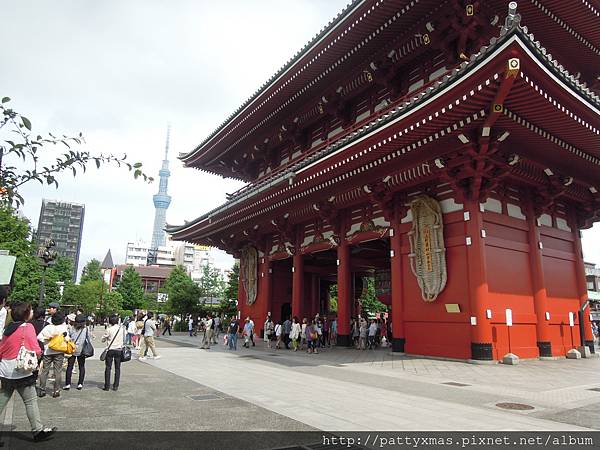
[2,330,599,445]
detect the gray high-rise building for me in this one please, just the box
[150,126,172,251]
[36,199,85,280]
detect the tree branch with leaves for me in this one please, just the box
[0,96,153,207]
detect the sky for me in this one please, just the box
[2,0,600,277]
[1,0,351,276]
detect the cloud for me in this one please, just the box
[2,0,349,275]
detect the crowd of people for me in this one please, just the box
[0,294,143,443]
[212,314,391,353]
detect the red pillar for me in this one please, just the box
[572,220,595,353]
[259,256,272,337]
[310,274,319,317]
[337,242,352,346]
[291,252,304,320]
[526,203,553,357]
[464,198,493,360]
[390,214,405,352]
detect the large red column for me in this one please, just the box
[390,211,405,352]
[259,256,272,337]
[291,252,304,320]
[572,220,595,354]
[464,198,494,360]
[526,203,553,357]
[337,242,352,346]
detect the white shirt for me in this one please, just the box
[0,307,7,339]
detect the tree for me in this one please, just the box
[80,259,102,284]
[219,261,239,317]
[62,280,102,313]
[100,290,123,317]
[359,277,387,315]
[0,97,153,207]
[164,265,200,318]
[115,266,145,311]
[0,206,33,256]
[197,264,225,309]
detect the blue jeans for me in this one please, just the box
[228,333,237,350]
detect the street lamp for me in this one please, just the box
[38,238,57,307]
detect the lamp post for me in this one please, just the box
[38,239,57,307]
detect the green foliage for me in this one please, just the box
[80,259,102,284]
[0,206,33,256]
[0,97,153,207]
[327,277,386,316]
[115,266,145,310]
[328,283,338,313]
[218,262,239,317]
[359,277,387,315]
[198,264,225,303]
[62,279,102,313]
[101,290,123,317]
[164,265,200,316]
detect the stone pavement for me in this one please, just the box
[148,332,600,431]
[1,329,599,446]
[0,333,315,448]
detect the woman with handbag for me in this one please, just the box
[37,311,71,398]
[101,314,124,391]
[64,314,92,391]
[0,301,57,442]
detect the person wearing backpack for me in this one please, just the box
[0,301,57,442]
[227,318,239,350]
[64,314,91,391]
[37,311,70,398]
[264,317,275,349]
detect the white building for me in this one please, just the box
[125,239,215,276]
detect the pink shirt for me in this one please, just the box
[0,323,42,360]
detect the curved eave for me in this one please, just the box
[178,0,366,164]
[169,23,600,242]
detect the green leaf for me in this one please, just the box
[1,97,10,103]
[95,158,100,169]
[21,116,31,130]
[134,169,141,179]
[133,162,142,168]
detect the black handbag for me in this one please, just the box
[80,329,94,358]
[120,346,132,362]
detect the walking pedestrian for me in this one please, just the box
[264,316,274,349]
[0,301,57,442]
[64,314,90,390]
[228,318,239,350]
[163,317,172,336]
[274,321,283,349]
[306,320,318,354]
[188,315,194,337]
[212,316,220,343]
[300,318,308,350]
[248,316,255,347]
[242,317,253,348]
[290,317,301,351]
[102,315,124,391]
[358,318,368,350]
[368,319,377,349]
[282,316,291,349]
[139,312,160,360]
[127,317,137,348]
[37,311,70,398]
[202,314,213,349]
[330,317,337,346]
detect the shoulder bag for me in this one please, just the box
[15,324,38,373]
[80,328,94,358]
[100,327,119,361]
[48,332,76,354]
